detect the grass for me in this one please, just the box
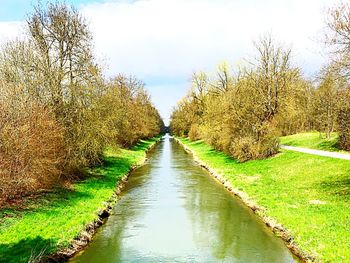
[280,132,342,152]
[179,137,350,263]
[0,137,160,263]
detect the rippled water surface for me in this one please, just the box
[70,135,297,263]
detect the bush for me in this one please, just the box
[228,123,279,162]
[338,108,350,151]
[188,124,201,141]
[0,102,64,202]
[61,107,108,176]
[229,137,257,162]
[229,135,279,162]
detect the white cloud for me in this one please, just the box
[81,0,333,77]
[0,21,23,44]
[80,0,335,123]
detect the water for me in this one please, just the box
[70,135,297,263]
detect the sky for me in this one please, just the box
[0,0,336,124]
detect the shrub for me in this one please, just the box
[225,121,279,162]
[0,102,64,202]
[61,107,109,176]
[338,108,350,151]
[188,124,201,141]
[229,137,257,162]
[229,135,279,162]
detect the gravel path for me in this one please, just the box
[280,145,350,160]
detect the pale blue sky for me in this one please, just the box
[0,0,335,124]
[0,0,107,20]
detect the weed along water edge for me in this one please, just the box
[70,135,297,263]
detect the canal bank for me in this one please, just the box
[51,137,162,262]
[176,137,350,262]
[0,137,161,263]
[70,135,297,263]
[174,137,309,262]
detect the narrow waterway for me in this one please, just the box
[70,135,297,263]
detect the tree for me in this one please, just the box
[314,69,343,139]
[0,2,163,201]
[324,2,350,148]
[325,1,350,79]
[98,75,163,147]
[248,35,297,123]
[24,2,107,172]
[171,35,302,161]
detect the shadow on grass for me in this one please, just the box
[0,188,94,221]
[318,140,341,151]
[320,177,350,198]
[0,236,57,263]
[131,137,160,152]
[188,139,204,146]
[88,155,134,179]
[204,147,238,163]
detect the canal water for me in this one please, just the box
[70,135,297,263]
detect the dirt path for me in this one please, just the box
[280,145,350,160]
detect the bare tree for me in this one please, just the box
[27,2,97,112]
[325,1,350,79]
[314,69,342,139]
[250,34,297,122]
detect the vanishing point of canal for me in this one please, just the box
[71,135,297,263]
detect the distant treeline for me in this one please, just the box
[170,2,350,162]
[0,3,164,202]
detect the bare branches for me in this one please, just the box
[325,1,350,79]
[171,36,302,161]
[250,34,296,121]
[0,2,163,201]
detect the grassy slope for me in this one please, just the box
[280,132,342,152]
[0,137,159,263]
[180,138,350,263]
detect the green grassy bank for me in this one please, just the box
[280,132,341,152]
[179,138,350,262]
[0,137,160,263]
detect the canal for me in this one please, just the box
[70,135,297,263]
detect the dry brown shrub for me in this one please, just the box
[229,136,279,162]
[229,137,257,162]
[228,123,279,162]
[0,102,65,201]
[338,108,350,151]
[188,124,201,141]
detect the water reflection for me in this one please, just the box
[70,135,297,263]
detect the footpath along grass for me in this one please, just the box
[280,132,342,152]
[0,137,160,263]
[180,138,350,263]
